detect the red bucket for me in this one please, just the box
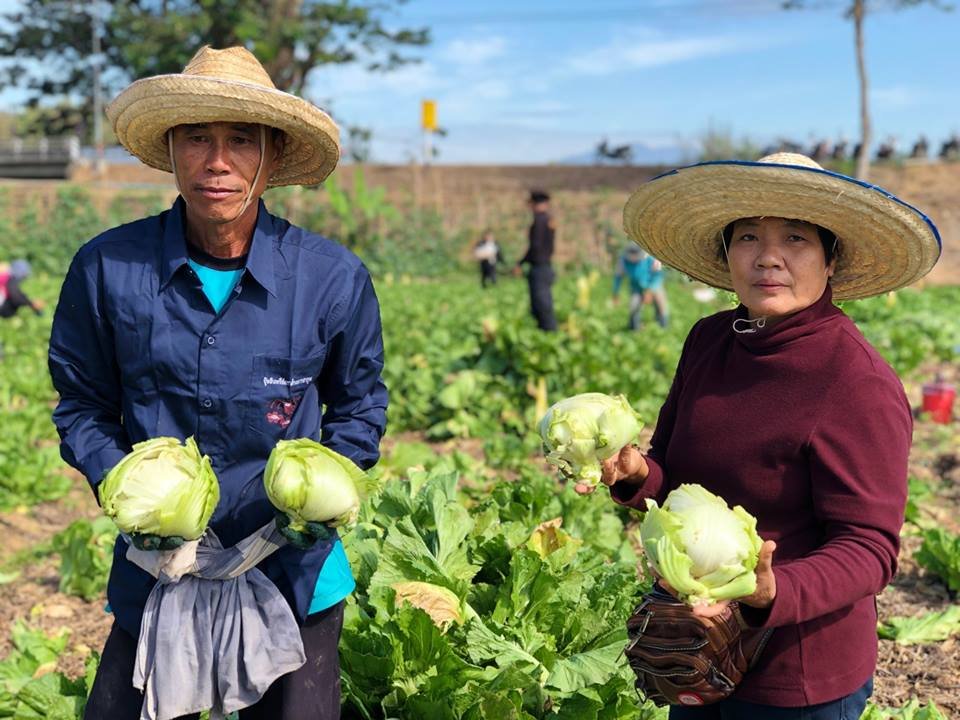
[922,383,956,424]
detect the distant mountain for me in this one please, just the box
[557,141,691,166]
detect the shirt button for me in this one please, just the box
[206,336,216,346]
[201,398,213,409]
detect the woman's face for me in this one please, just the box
[726,217,836,321]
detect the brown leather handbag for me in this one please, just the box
[624,585,773,707]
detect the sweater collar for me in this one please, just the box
[732,284,841,352]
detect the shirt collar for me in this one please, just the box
[244,200,278,298]
[160,197,278,297]
[160,197,189,289]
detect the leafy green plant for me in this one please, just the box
[903,477,936,530]
[860,697,948,719]
[877,605,960,645]
[0,622,96,718]
[51,517,115,601]
[340,465,659,719]
[914,528,960,594]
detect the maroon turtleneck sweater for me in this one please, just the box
[612,286,912,707]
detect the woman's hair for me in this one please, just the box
[718,220,839,265]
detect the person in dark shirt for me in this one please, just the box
[0,260,43,318]
[515,189,557,330]
[593,153,941,719]
[49,46,386,720]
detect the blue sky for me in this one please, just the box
[1,0,957,163]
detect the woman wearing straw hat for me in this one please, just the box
[49,46,387,719]
[592,153,940,718]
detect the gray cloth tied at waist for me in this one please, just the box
[124,521,305,720]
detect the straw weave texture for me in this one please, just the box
[107,47,340,187]
[623,157,941,300]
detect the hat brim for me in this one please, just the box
[107,75,340,187]
[622,160,941,300]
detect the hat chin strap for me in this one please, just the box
[168,125,267,225]
[732,316,767,334]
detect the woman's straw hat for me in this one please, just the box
[622,153,941,300]
[106,46,340,187]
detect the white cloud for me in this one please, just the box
[565,31,761,76]
[441,36,508,66]
[308,60,440,103]
[307,34,521,129]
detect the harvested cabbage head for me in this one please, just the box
[538,392,642,487]
[264,438,374,530]
[640,484,763,606]
[98,436,219,540]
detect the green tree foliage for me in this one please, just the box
[0,0,429,135]
[15,101,85,138]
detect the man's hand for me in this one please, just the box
[130,533,186,551]
[275,510,334,550]
[573,444,649,495]
[689,540,778,619]
[512,265,523,277]
[611,295,620,306]
[126,538,200,582]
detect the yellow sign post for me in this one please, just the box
[421,99,438,164]
[421,99,437,132]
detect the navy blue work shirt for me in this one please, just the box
[48,197,388,636]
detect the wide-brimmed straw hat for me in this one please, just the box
[106,46,340,187]
[622,152,941,300]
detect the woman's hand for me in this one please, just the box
[573,444,649,495]
[689,540,778,619]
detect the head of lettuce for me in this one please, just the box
[98,436,220,541]
[640,484,763,606]
[264,438,376,531]
[538,392,643,488]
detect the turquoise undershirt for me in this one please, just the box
[189,259,355,613]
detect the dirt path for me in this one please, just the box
[0,470,108,678]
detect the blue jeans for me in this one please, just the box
[668,679,873,720]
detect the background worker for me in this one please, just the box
[515,189,558,331]
[0,260,44,318]
[473,229,503,288]
[612,245,669,329]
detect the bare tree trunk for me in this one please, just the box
[853,0,871,180]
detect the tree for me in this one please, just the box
[784,0,950,181]
[0,0,429,137]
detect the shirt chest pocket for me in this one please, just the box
[246,351,327,436]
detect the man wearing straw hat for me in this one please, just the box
[49,46,387,719]
[591,153,940,718]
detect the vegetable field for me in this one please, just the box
[0,185,958,718]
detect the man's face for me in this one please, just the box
[170,122,279,224]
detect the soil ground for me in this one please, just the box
[1,368,958,715]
